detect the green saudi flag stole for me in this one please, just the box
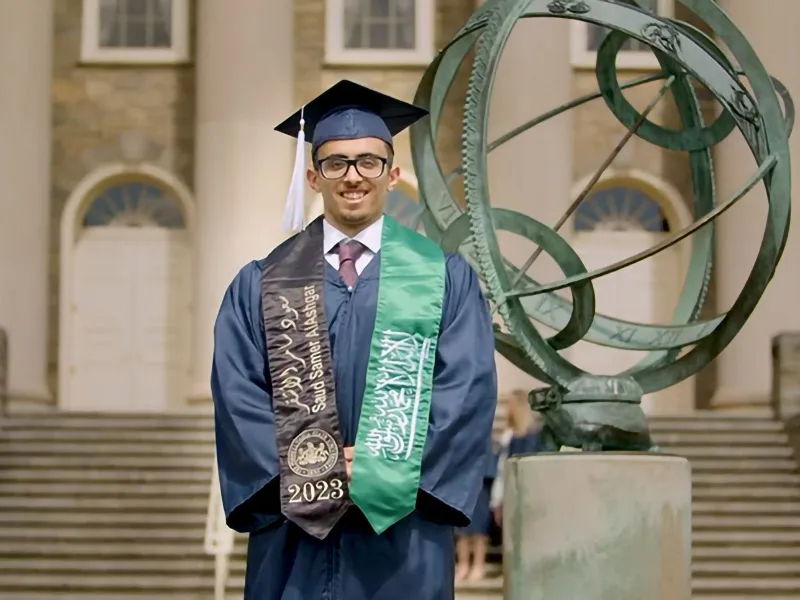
[349,216,446,534]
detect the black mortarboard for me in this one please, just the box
[274,79,429,153]
[277,80,429,232]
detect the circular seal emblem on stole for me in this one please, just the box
[287,428,339,478]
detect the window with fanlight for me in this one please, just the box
[325,0,435,65]
[570,0,674,70]
[82,180,186,230]
[81,0,190,64]
[574,186,670,233]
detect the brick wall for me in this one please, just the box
[48,0,196,390]
[46,0,713,409]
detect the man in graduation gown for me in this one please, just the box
[211,79,498,600]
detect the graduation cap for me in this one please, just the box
[275,80,429,232]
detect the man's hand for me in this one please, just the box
[344,446,354,483]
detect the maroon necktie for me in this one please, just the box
[337,240,366,287]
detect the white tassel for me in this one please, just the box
[282,109,307,232]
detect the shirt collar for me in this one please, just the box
[323,216,383,255]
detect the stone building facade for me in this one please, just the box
[1,0,798,416]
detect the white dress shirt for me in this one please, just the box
[323,216,383,275]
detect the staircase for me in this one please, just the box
[659,414,800,600]
[0,413,230,599]
[456,413,800,600]
[0,412,798,600]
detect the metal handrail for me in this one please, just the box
[0,329,8,418]
[205,455,235,600]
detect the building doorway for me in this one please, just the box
[59,166,194,412]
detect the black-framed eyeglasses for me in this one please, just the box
[316,155,388,180]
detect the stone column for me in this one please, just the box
[0,0,53,409]
[504,454,692,600]
[190,0,295,403]
[712,0,800,411]
[487,14,573,397]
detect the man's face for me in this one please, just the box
[307,137,400,232]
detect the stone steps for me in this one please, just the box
[0,540,245,558]
[0,481,210,497]
[694,579,800,592]
[3,500,799,524]
[692,473,800,486]
[0,414,212,429]
[0,468,211,483]
[692,516,800,529]
[693,487,800,499]
[2,556,797,578]
[693,502,800,515]
[0,573,218,590]
[692,546,800,560]
[653,431,790,445]
[4,453,796,472]
[1,425,786,445]
[651,414,783,428]
[3,483,796,502]
[658,445,795,458]
[0,512,206,527]
[693,531,800,545]
[0,428,216,442]
[3,539,797,561]
[456,577,800,596]
[0,558,219,572]
[0,441,216,455]
[3,440,794,458]
[6,511,800,531]
[695,563,800,576]
[0,596,244,600]
[0,527,204,541]
[680,458,798,472]
[0,410,798,600]
[0,454,211,469]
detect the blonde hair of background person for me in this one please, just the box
[490,390,542,523]
[507,389,536,436]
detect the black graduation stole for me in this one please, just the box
[260,218,351,539]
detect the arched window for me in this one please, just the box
[82,180,186,229]
[574,186,669,233]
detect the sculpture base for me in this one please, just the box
[504,453,691,600]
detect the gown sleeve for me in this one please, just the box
[211,260,282,533]
[417,254,498,526]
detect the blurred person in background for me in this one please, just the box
[491,389,543,526]
[455,439,499,582]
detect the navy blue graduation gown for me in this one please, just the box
[211,248,498,600]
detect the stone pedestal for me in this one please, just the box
[504,453,691,600]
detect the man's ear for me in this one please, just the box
[307,168,321,193]
[387,164,401,189]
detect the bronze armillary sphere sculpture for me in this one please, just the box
[406,0,794,452]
